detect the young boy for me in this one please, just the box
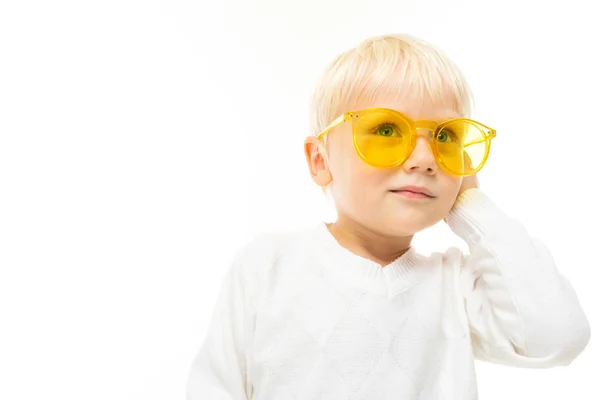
[186,33,590,399]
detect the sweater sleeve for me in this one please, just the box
[445,188,591,368]
[186,251,255,399]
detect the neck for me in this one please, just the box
[327,217,413,267]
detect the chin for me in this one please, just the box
[374,221,422,237]
[383,217,439,236]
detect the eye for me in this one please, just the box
[437,128,457,143]
[375,123,399,137]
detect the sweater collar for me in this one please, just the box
[311,222,429,298]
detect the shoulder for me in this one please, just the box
[239,226,311,259]
[228,226,318,307]
[233,225,317,276]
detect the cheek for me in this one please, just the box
[329,145,386,207]
[437,177,462,210]
[336,144,386,187]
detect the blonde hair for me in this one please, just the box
[309,33,474,147]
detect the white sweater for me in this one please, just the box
[186,188,590,400]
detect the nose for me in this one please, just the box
[402,129,437,175]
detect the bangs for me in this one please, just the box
[311,34,473,137]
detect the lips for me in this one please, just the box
[390,185,435,198]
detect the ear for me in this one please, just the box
[304,136,332,187]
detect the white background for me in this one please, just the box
[0,0,597,399]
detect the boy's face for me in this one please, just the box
[320,95,463,237]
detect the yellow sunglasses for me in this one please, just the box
[317,108,496,176]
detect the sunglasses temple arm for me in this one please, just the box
[463,136,492,148]
[317,114,346,139]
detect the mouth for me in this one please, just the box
[390,186,435,199]
[390,190,434,199]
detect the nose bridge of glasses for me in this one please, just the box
[414,120,438,131]
[414,120,438,140]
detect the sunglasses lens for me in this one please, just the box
[354,110,413,167]
[435,120,489,175]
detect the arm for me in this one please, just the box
[445,188,591,368]
[186,254,255,399]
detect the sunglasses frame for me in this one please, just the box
[317,107,497,176]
